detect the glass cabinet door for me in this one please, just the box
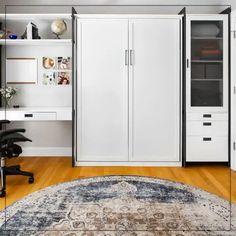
[190,20,224,107]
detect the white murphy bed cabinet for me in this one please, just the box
[186,15,229,162]
[75,15,182,166]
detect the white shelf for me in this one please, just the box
[191,37,223,40]
[191,60,223,63]
[191,79,223,81]
[0,14,71,21]
[0,39,72,46]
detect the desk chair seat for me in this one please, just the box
[0,120,34,197]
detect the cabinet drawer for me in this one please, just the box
[31,112,57,120]
[6,112,57,121]
[187,113,228,121]
[186,136,228,162]
[187,121,228,136]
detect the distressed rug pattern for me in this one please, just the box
[0,175,235,235]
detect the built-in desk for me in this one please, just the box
[0,107,72,121]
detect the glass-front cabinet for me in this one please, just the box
[185,14,229,163]
[186,15,228,112]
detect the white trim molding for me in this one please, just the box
[22,147,72,157]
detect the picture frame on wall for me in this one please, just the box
[42,57,56,69]
[57,72,71,85]
[57,57,71,70]
[42,71,56,85]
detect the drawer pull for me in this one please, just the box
[203,137,211,141]
[203,122,211,126]
[25,114,33,118]
[203,114,211,118]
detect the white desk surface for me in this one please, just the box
[0,107,72,121]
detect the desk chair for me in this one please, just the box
[0,120,34,197]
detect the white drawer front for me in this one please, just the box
[31,112,57,120]
[187,113,228,121]
[187,121,228,136]
[6,112,57,121]
[186,136,228,162]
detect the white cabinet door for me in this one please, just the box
[129,18,181,162]
[77,19,128,161]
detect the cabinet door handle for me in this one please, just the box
[130,50,134,65]
[203,122,211,126]
[187,59,189,68]
[203,137,211,141]
[125,50,129,65]
[203,114,211,118]
[25,114,33,117]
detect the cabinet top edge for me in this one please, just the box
[75,14,182,19]
[186,14,228,19]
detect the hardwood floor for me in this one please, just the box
[0,157,235,210]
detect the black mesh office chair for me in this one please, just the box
[0,120,34,197]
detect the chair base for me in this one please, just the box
[0,165,34,197]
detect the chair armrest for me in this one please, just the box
[0,129,26,140]
[0,120,10,125]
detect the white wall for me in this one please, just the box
[0,0,235,14]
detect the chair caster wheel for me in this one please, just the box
[28,177,34,184]
[0,189,6,197]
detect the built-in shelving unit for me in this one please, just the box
[0,14,71,41]
[0,13,72,157]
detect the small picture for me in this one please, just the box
[43,57,56,69]
[42,72,56,85]
[57,72,71,85]
[57,57,71,70]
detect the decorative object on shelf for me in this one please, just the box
[0,30,5,39]
[8,34,17,40]
[57,57,71,70]
[57,72,70,85]
[0,86,17,107]
[200,47,222,60]
[43,57,55,69]
[0,28,13,39]
[51,19,67,39]
[192,23,220,37]
[43,72,56,85]
[21,22,41,39]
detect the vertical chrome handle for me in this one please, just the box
[125,50,129,65]
[187,59,189,68]
[130,50,134,65]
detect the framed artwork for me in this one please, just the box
[42,57,56,69]
[57,57,71,70]
[57,72,71,85]
[42,72,56,85]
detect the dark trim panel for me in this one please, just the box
[72,7,78,167]
[179,7,186,167]
[221,7,231,167]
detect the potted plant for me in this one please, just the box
[0,86,17,107]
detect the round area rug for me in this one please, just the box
[0,175,235,236]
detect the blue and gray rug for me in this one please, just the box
[0,175,235,235]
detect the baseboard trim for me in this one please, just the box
[22,147,72,157]
[75,161,182,167]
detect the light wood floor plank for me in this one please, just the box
[0,157,235,210]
